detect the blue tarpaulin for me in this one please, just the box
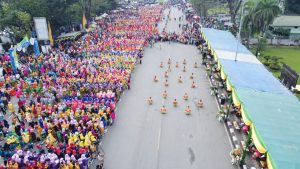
[202,28,300,169]
[202,28,251,54]
[220,59,290,95]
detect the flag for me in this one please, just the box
[48,21,54,46]
[82,13,87,29]
[18,36,29,47]
[34,39,40,57]
[9,48,17,73]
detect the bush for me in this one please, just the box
[269,63,282,71]
[273,28,290,37]
[263,61,271,66]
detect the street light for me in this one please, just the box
[234,0,246,62]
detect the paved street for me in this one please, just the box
[158,7,188,34]
[102,7,235,169]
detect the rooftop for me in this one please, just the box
[271,15,300,27]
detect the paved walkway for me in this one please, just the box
[102,7,235,169]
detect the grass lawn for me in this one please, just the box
[257,46,300,99]
[260,46,300,84]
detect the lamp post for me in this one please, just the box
[234,0,246,62]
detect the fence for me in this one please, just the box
[249,38,300,46]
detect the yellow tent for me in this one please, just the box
[48,21,54,46]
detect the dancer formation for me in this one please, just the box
[149,57,204,115]
[0,5,163,169]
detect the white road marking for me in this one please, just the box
[208,75,234,150]
[232,136,237,142]
[157,128,161,151]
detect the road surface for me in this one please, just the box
[102,7,235,169]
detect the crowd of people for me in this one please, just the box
[0,5,163,168]
[157,6,202,46]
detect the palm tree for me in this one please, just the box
[247,0,281,56]
[242,0,259,47]
[253,0,281,36]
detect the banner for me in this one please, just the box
[33,17,49,40]
[34,39,40,57]
[9,48,17,73]
[18,36,29,48]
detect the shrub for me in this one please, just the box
[269,63,282,71]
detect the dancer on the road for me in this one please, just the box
[148,97,153,105]
[154,75,158,82]
[173,99,178,107]
[162,90,168,99]
[178,76,183,83]
[197,99,204,108]
[160,105,167,114]
[183,93,189,100]
[185,105,191,115]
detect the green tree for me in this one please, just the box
[242,0,257,46]
[253,0,281,35]
[45,0,80,30]
[253,0,281,56]
[273,28,290,37]
[285,0,300,14]
[242,0,281,55]
[0,2,33,42]
[190,0,215,18]
[0,0,118,39]
[226,0,243,26]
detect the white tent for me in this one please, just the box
[215,50,262,64]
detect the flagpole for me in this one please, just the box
[235,0,245,62]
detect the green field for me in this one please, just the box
[257,46,300,99]
[260,46,300,84]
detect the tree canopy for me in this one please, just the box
[0,0,117,41]
[285,0,300,14]
[190,0,216,17]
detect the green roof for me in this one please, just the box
[272,16,300,27]
[236,89,300,169]
[290,28,300,34]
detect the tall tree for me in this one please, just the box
[226,0,243,26]
[0,0,118,39]
[242,0,258,47]
[285,0,300,14]
[253,0,281,35]
[243,0,281,56]
[190,0,214,18]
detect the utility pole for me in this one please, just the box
[234,0,245,62]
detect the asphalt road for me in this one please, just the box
[158,7,188,34]
[102,7,235,169]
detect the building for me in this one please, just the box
[271,15,300,39]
